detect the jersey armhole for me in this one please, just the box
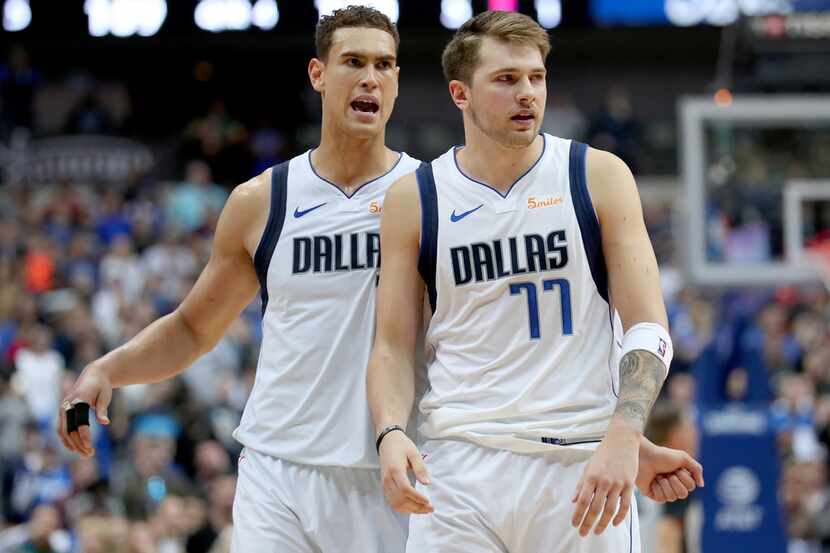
[568,141,609,304]
[416,162,439,314]
[253,161,289,314]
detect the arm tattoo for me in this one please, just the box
[614,350,665,432]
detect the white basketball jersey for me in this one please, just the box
[233,149,420,468]
[416,134,622,454]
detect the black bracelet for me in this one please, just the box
[375,425,405,454]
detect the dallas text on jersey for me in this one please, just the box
[450,229,568,286]
[292,232,381,274]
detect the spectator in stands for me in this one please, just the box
[588,86,642,173]
[164,161,227,234]
[0,45,40,133]
[13,324,64,428]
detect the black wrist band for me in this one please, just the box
[375,425,405,454]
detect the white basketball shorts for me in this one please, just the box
[406,439,640,553]
[231,447,407,553]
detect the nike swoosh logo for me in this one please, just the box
[294,203,327,218]
[450,204,484,222]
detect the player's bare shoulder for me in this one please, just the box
[220,168,274,258]
[584,146,640,224]
[381,171,420,243]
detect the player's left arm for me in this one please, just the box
[571,148,701,536]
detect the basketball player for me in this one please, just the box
[57,7,696,553]
[368,10,703,553]
[56,7,418,552]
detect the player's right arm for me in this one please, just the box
[366,172,433,515]
[58,172,268,457]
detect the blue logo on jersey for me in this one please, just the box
[450,204,484,222]
[294,202,327,218]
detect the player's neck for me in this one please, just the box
[456,132,544,194]
[313,128,396,191]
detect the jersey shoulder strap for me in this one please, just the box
[253,160,290,313]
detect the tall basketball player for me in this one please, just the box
[368,10,703,553]
[56,7,418,553]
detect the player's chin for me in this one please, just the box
[343,119,384,139]
[506,127,538,147]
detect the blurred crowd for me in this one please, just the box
[1,43,829,553]
[0,163,260,553]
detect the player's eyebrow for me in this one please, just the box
[339,50,397,63]
[491,66,546,74]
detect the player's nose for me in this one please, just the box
[516,77,536,104]
[360,66,380,90]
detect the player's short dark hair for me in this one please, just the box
[315,5,400,62]
[442,10,551,84]
[645,401,683,446]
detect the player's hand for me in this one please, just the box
[637,438,703,503]
[57,363,112,457]
[571,420,639,537]
[378,430,433,515]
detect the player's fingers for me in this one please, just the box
[683,455,704,487]
[658,477,674,501]
[94,387,112,425]
[650,481,666,503]
[594,485,622,535]
[391,468,430,506]
[64,406,88,455]
[78,425,95,456]
[395,498,434,514]
[70,402,94,454]
[56,405,75,453]
[67,428,87,456]
[572,476,584,503]
[612,487,632,527]
[676,469,697,492]
[668,474,688,500]
[579,481,610,536]
[408,451,430,485]
[571,479,594,527]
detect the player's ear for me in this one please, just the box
[309,58,325,92]
[393,65,400,99]
[449,80,469,111]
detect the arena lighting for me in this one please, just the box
[714,88,734,107]
[535,0,562,28]
[440,0,472,28]
[315,0,399,22]
[85,0,167,37]
[665,0,792,27]
[488,0,518,10]
[251,0,279,30]
[3,0,31,31]
[195,0,279,31]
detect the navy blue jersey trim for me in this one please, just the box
[452,134,546,199]
[569,141,609,304]
[416,162,439,313]
[308,149,404,199]
[253,161,289,314]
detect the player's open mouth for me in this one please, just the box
[351,97,380,114]
[511,112,535,121]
